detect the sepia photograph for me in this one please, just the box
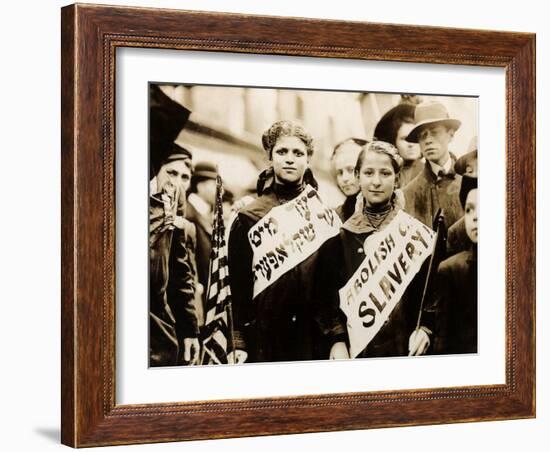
[55,1,537,447]
[149,82,479,367]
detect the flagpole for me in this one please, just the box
[201,172,235,365]
[200,256,214,365]
[200,179,218,365]
[224,207,237,363]
[201,183,219,365]
[415,209,445,331]
[227,299,237,364]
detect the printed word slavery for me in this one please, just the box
[344,223,433,328]
[339,211,435,357]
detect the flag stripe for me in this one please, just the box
[201,174,233,365]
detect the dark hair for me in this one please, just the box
[262,120,314,158]
[459,175,478,208]
[355,141,403,175]
[331,137,368,159]
[373,103,415,146]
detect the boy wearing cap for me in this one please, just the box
[409,175,478,356]
[402,101,464,230]
[149,84,200,367]
[432,175,478,354]
[149,143,201,367]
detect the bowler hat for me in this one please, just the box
[406,101,461,143]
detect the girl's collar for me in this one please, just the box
[342,204,400,234]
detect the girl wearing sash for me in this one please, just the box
[317,141,428,359]
[227,120,336,364]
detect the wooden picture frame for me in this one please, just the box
[61,3,536,447]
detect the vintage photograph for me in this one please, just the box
[148,82,478,367]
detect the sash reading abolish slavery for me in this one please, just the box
[339,210,436,357]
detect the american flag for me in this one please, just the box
[201,175,233,364]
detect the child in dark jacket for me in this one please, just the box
[409,174,478,355]
[432,175,478,354]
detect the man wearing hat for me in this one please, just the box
[149,85,200,367]
[402,101,464,231]
[185,161,218,325]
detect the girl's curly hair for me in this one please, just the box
[261,120,314,158]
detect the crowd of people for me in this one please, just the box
[149,85,478,366]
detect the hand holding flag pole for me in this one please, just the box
[409,209,445,356]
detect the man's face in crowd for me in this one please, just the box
[417,124,454,166]
[197,178,217,207]
[271,135,309,185]
[333,142,362,197]
[395,122,421,162]
[157,160,191,195]
[464,188,478,243]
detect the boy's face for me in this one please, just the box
[464,188,478,243]
[157,160,191,195]
[417,124,454,166]
[197,178,217,207]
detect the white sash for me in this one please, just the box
[249,185,342,299]
[339,210,436,357]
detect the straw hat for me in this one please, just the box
[405,101,461,143]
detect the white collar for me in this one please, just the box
[428,154,453,175]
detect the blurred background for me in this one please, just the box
[158,84,478,208]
